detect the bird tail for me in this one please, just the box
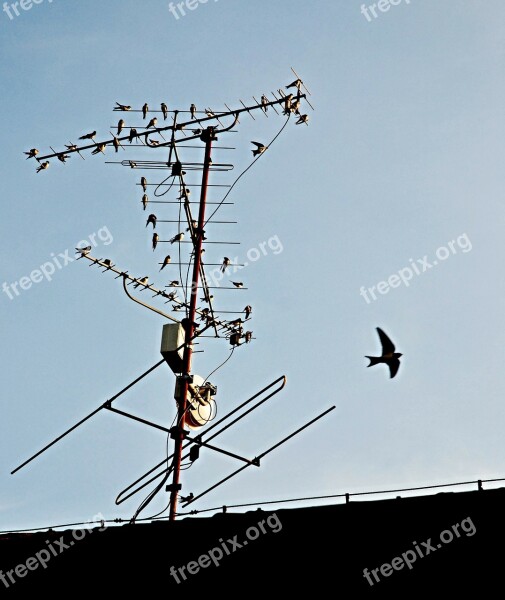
[365,356,381,367]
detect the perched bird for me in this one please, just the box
[114,102,131,111]
[65,143,78,151]
[75,245,91,255]
[141,176,147,192]
[146,213,157,229]
[142,103,149,119]
[178,188,190,200]
[200,294,214,303]
[24,148,39,159]
[112,136,120,152]
[160,255,171,270]
[36,161,50,173]
[251,141,267,157]
[141,194,149,211]
[161,102,168,120]
[190,103,196,119]
[244,331,253,343]
[205,109,215,118]
[220,257,231,273]
[129,161,137,168]
[230,318,243,327]
[365,327,402,379]
[91,143,106,155]
[146,117,157,129]
[199,308,210,321]
[152,232,159,250]
[231,281,243,288]
[172,304,183,312]
[229,332,242,347]
[175,123,186,131]
[57,153,70,163]
[79,131,96,140]
[117,119,125,135]
[170,232,184,244]
[283,94,293,114]
[149,138,160,146]
[168,280,179,287]
[244,305,252,319]
[129,128,138,143]
[296,114,309,125]
[191,129,202,136]
[261,95,268,112]
[134,276,149,289]
[102,259,113,268]
[290,98,301,114]
[166,291,178,302]
[287,78,303,90]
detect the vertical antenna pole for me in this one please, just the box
[169,127,215,521]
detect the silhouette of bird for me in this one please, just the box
[117,119,124,135]
[200,294,214,303]
[142,194,149,210]
[283,94,293,114]
[57,153,70,163]
[134,276,149,289]
[205,109,215,118]
[65,143,77,151]
[230,318,243,327]
[287,78,303,90]
[152,233,159,250]
[129,128,138,143]
[244,305,252,319]
[200,308,210,321]
[112,136,120,152]
[114,102,131,111]
[91,143,106,155]
[160,255,171,270]
[261,95,268,112]
[24,148,39,159]
[190,103,196,119]
[36,161,50,173]
[149,138,160,146]
[75,245,91,255]
[102,259,113,268]
[146,214,157,229]
[161,102,168,120]
[221,257,231,273]
[192,129,202,136]
[296,114,309,125]
[365,327,402,379]
[141,176,147,192]
[146,117,157,129]
[167,280,179,287]
[231,281,243,288]
[79,131,96,140]
[173,305,184,312]
[142,103,148,119]
[290,98,301,114]
[244,331,253,343]
[129,161,137,168]
[251,141,267,157]
[170,232,184,244]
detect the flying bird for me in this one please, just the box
[146,117,157,129]
[296,114,309,125]
[146,213,157,229]
[244,305,252,319]
[129,128,138,143]
[142,103,149,119]
[170,232,184,244]
[141,194,149,210]
[117,119,124,135]
[160,255,171,270]
[79,131,96,140]
[24,148,39,159]
[231,281,243,288]
[251,141,267,157]
[75,245,91,255]
[36,161,50,173]
[152,233,159,250]
[91,143,106,155]
[287,78,303,90]
[190,103,196,119]
[220,257,231,273]
[114,102,131,111]
[365,327,402,379]
[134,276,149,289]
[161,102,168,120]
[141,176,147,192]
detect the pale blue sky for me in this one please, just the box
[1,0,505,530]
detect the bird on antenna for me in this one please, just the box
[160,255,171,271]
[128,128,138,143]
[244,331,253,343]
[167,280,180,287]
[287,78,303,90]
[117,119,125,135]
[261,95,268,112]
[142,103,149,119]
[221,257,231,273]
[111,136,120,153]
[114,102,131,111]
[141,176,147,192]
[161,103,168,120]
[231,281,243,288]
[244,305,252,319]
[91,143,106,155]
[141,194,149,211]
[75,245,91,255]
[57,153,70,163]
[134,276,149,289]
[24,148,39,159]
[296,114,309,125]
[251,141,267,156]
[170,232,184,244]
[146,214,157,229]
[283,94,293,114]
[36,161,50,173]
[365,327,402,379]
[79,131,96,140]
[152,232,159,250]
[190,103,196,119]
[146,117,158,129]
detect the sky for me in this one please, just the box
[1,0,505,531]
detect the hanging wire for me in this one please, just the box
[203,346,236,385]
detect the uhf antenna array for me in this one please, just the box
[15,69,335,521]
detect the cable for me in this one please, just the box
[203,346,235,385]
[203,113,291,228]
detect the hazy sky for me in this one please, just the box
[1,0,505,531]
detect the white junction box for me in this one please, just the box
[160,323,186,373]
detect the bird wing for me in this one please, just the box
[376,327,395,354]
[251,141,263,147]
[388,358,400,379]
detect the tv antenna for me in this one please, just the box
[15,69,333,521]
